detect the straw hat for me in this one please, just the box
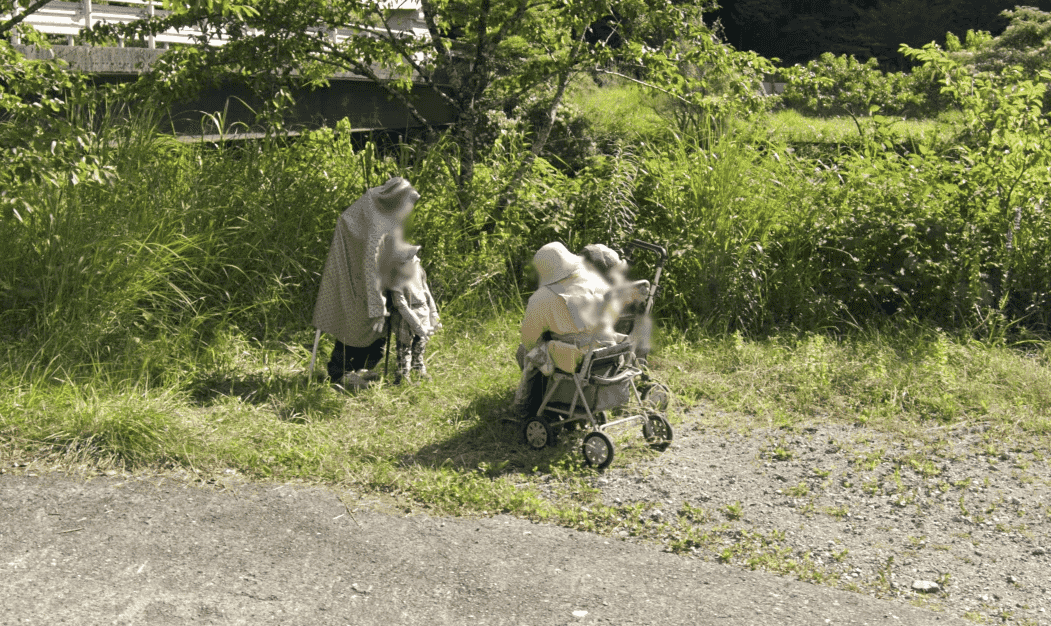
[533,242,583,286]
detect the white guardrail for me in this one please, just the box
[6,0,427,49]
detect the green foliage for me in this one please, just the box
[780,52,943,119]
[781,9,1051,121]
[0,42,112,213]
[0,112,374,368]
[720,0,1028,70]
[903,37,1051,331]
[4,2,1051,365]
[86,0,721,203]
[653,30,776,134]
[969,7,1051,76]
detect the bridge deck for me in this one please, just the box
[7,2,454,134]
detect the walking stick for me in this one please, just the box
[383,291,393,380]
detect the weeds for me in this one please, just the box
[824,504,850,520]
[723,501,744,520]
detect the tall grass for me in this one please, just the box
[629,128,826,333]
[3,79,1051,389]
[2,114,399,379]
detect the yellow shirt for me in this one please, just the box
[520,270,620,371]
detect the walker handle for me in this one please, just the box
[625,240,668,267]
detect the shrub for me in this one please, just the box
[780,53,944,119]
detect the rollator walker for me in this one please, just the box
[520,240,673,469]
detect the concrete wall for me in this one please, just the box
[15,45,457,133]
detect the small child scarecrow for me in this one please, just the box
[387,243,440,384]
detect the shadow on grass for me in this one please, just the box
[188,371,343,423]
[404,385,583,476]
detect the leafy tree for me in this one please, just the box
[0,0,258,245]
[970,6,1051,75]
[942,7,1051,107]
[780,52,945,119]
[89,0,760,222]
[903,32,1051,325]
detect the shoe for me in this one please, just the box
[339,371,371,391]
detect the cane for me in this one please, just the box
[383,291,393,380]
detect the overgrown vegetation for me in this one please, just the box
[1,3,1051,579]
[3,314,1049,506]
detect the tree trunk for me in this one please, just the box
[490,68,574,228]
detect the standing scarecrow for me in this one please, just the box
[312,177,420,386]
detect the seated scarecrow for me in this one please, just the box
[514,242,624,414]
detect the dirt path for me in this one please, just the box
[554,411,1051,625]
[1,474,965,625]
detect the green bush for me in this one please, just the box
[780,53,946,119]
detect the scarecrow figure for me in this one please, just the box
[312,177,420,387]
[514,242,623,413]
[387,243,440,384]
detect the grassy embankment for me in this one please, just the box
[2,80,1050,539]
[4,314,1050,506]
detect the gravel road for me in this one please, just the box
[559,408,1051,625]
[1,473,967,625]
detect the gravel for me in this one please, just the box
[564,407,1051,624]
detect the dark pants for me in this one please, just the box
[327,338,386,382]
[521,371,548,417]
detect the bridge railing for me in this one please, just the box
[10,0,179,48]
[7,0,427,49]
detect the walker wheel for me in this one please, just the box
[641,382,672,411]
[646,413,674,450]
[582,431,615,470]
[523,417,554,450]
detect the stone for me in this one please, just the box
[1033,547,1047,556]
[912,580,940,593]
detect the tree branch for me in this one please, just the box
[310,48,437,133]
[0,0,55,38]
[368,3,436,84]
[353,4,462,116]
[418,0,453,64]
[591,67,695,106]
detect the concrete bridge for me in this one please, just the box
[6,0,456,136]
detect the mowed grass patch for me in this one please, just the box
[762,109,960,146]
[658,326,1051,438]
[4,316,1051,521]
